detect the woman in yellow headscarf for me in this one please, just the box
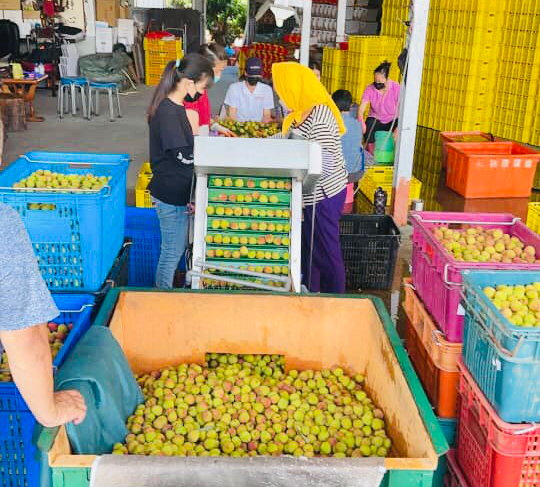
[273,62,348,294]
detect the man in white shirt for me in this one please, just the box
[224,57,275,122]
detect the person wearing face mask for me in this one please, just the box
[184,43,234,136]
[147,54,214,288]
[357,61,400,150]
[224,57,275,122]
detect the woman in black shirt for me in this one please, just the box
[147,54,214,288]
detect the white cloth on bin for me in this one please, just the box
[90,455,386,487]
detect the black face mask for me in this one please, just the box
[246,76,259,86]
[374,82,386,90]
[185,91,202,103]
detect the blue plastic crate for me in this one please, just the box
[462,270,540,423]
[124,207,186,287]
[125,207,161,287]
[0,152,129,291]
[0,293,95,487]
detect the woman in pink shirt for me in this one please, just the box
[357,61,400,146]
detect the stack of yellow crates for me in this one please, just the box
[418,0,505,132]
[321,47,348,95]
[491,1,540,145]
[358,166,422,205]
[144,37,183,86]
[321,37,402,103]
[380,0,409,38]
[381,0,540,145]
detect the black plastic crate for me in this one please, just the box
[339,214,400,290]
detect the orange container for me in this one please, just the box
[402,279,462,418]
[445,141,540,199]
[439,131,494,168]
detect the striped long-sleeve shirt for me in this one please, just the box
[290,104,348,204]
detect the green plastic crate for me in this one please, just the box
[39,289,448,487]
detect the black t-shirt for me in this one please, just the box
[148,98,194,206]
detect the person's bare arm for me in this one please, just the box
[357,101,368,122]
[0,325,86,427]
[262,109,272,123]
[227,106,238,120]
[186,109,200,136]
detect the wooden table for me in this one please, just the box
[0,75,48,122]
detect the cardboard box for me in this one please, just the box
[95,0,128,26]
[0,0,20,10]
[22,9,40,19]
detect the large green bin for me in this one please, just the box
[39,288,447,487]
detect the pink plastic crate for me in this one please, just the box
[411,212,540,342]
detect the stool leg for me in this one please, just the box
[71,84,77,116]
[87,88,92,119]
[95,90,100,116]
[58,85,63,118]
[63,85,69,115]
[80,86,88,120]
[115,88,122,118]
[108,88,115,122]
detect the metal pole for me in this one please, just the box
[392,0,430,226]
[299,0,312,65]
[336,0,346,42]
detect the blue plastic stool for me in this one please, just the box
[88,82,122,122]
[57,77,89,119]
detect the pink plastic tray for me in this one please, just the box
[411,212,540,342]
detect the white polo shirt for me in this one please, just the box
[224,81,275,122]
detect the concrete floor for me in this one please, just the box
[3,85,154,194]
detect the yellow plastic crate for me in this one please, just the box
[527,203,540,234]
[359,174,422,206]
[143,38,182,54]
[135,163,154,208]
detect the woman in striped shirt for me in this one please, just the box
[273,62,348,293]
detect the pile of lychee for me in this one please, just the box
[205,234,289,247]
[0,322,72,382]
[207,205,290,219]
[211,177,291,191]
[113,354,392,458]
[210,192,288,205]
[13,170,110,191]
[209,220,291,233]
[484,282,540,327]
[431,226,539,264]
[206,246,289,261]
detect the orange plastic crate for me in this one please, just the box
[446,141,540,198]
[403,279,462,418]
[439,131,495,168]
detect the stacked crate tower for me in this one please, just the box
[407,210,540,486]
[382,0,540,146]
[0,151,130,487]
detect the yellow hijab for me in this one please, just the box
[272,62,346,136]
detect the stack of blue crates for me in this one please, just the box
[0,294,95,487]
[0,151,129,487]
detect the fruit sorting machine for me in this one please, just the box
[189,137,322,292]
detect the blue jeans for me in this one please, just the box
[154,198,188,289]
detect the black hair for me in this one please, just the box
[147,53,214,121]
[309,60,321,72]
[332,89,353,112]
[199,43,228,63]
[113,43,127,53]
[374,61,391,78]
